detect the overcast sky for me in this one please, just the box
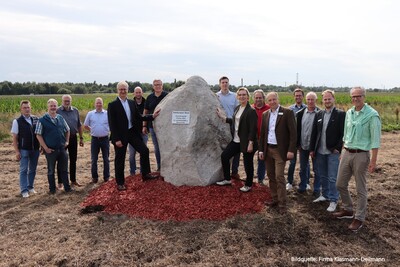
[1,0,399,88]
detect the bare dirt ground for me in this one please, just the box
[0,132,399,266]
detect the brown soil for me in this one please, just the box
[0,132,399,266]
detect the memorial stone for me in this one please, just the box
[153,76,232,186]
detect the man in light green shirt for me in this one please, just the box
[333,86,381,232]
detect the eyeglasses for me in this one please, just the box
[351,95,364,99]
[237,94,248,96]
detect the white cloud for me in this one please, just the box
[0,0,399,88]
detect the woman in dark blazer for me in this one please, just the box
[216,87,258,192]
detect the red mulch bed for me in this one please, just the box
[81,175,272,221]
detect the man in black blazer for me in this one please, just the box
[310,90,345,212]
[108,81,160,191]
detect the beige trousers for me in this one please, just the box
[336,150,370,221]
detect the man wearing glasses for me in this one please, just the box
[333,87,381,232]
[143,79,168,172]
[108,81,160,191]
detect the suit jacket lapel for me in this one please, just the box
[275,106,282,127]
[265,109,271,132]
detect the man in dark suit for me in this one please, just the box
[310,90,345,212]
[108,81,160,191]
[259,92,297,213]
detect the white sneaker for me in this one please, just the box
[239,186,251,192]
[216,180,232,186]
[29,189,37,194]
[22,192,29,198]
[286,183,293,190]
[327,202,337,212]
[306,184,311,190]
[313,195,327,203]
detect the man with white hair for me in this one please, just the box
[108,81,160,191]
[36,99,73,194]
[333,87,381,232]
[259,92,297,214]
[296,92,320,195]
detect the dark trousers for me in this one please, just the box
[221,141,255,187]
[114,129,151,186]
[58,134,78,184]
[46,147,71,192]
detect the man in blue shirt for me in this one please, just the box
[84,97,110,183]
[216,76,240,179]
[287,88,307,191]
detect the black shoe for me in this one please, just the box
[65,188,75,193]
[297,189,307,195]
[49,190,56,195]
[143,173,159,181]
[104,178,109,182]
[312,191,320,198]
[117,185,127,191]
[91,179,98,184]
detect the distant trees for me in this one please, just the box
[0,80,397,95]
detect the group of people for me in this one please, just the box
[12,76,380,232]
[214,77,381,232]
[11,79,167,195]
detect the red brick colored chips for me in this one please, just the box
[81,175,272,222]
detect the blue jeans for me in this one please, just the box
[129,133,148,174]
[298,149,320,193]
[287,151,297,184]
[257,158,266,182]
[316,152,340,202]
[91,136,110,181]
[45,147,71,193]
[19,149,40,193]
[149,128,161,171]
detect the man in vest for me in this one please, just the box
[36,98,73,194]
[11,100,40,198]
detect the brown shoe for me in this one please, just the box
[348,219,363,232]
[332,209,354,219]
[230,173,240,180]
[72,181,83,187]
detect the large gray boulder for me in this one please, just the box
[153,76,231,186]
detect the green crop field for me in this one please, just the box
[0,92,399,141]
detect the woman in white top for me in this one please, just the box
[216,87,258,192]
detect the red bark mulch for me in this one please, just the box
[81,175,272,221]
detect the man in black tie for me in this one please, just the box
[108,81,160,191]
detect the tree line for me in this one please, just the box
[1,80,399,95]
